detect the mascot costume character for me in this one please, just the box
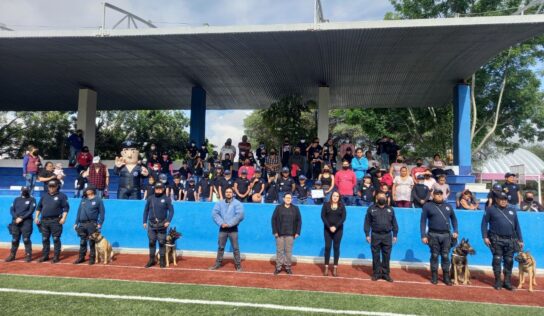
[114,140,149,200]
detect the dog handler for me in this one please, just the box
[5,186,36,262]
[420,189,458,285]
[143,182,174,268]
[34,180,69,263]
[73,185,105,265]
[482,192,523,291]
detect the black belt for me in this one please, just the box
[80,220,97,224]
[372,231,392,235]
[42,217,60,220]
[490,233,514,240]
[429,230,450,234]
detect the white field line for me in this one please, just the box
[0,287,416,316]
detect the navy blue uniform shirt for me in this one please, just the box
[420,201,458,238]
[75,196,105,225]
[481,205,523,241]
[10,196,36,220]
[143,194,174,224]
[364,205,399,237]
[502,183,520,205]
[37,192,69,218]
[277,177,295,193]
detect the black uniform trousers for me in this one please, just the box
[147,225,167,259]
[427,232,452,273]
[489,234,515,278]
[324,227,343,265]
[119,187,141,200]
[76,221,98,259]
[371,232,393,277]
[9,218,33,255]
[40,218,63,258]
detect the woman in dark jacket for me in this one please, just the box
[271,193,302,275]
[321,191,347,276]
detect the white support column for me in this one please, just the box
[77,88,97,154]
[317,86,330,143]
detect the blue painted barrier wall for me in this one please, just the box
[1,196,543,268]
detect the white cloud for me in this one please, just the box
[205,110,253,149]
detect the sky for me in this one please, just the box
[0,0,394,148]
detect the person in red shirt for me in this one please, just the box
[334,160,357,206]
[76,146,93,173]
[410,158,427,182]
[238,159,255,180]
[380,169,394,187]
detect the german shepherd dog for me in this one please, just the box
[89,231,113,264]
[156,227,182,267]
[450,238,476,285]
[516,250,537,292]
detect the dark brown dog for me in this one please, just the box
[516,251,537,292]
[155,227,181,267]
[450,238,475,285]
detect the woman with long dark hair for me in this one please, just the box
[321,191,347,276]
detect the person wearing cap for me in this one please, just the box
[420,189,458,285]
[482,192,523,290]
[487,183,504,207]
[364,191,398,282]
[234,169,251,202]
[411,174,430,208]
[209,187,245,271]
[356,174,375,207]
[198,170,213,202]
[502,173,522,207]
[312,180,325,205]
[272,193,302,275]
[114,140,149,200]
[277,167,295,204]
[34,180,69,263]
[218,169,235,200]
[183,177,198,201]
[294,175,311,205]
[73,185,105,265]
[249,168,265,203]
[335,161,357,206]
[238,158,255,180]
[158,173,171,196]
[187,141,199,170]
[143,182,174,268]
[82,156,109,198]
[5,186,36,262]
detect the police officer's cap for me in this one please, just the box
[224,170,231,175]
[20,186,30,192]
[433,189,443,195]
[85,185,97,193]
[492,183,503,191]
[255,168,262,173]
[47,180,58,187]
[188,177,195,182]
[299,175,307,180]
[364,174,372,179]
[281,167,289,173]
[154,182,165,189]
[240,169,248,175]
[315,180,322,185]
[203,169,210,174]
[158,173,168,182]
[416,174,425,180]
[505,172,516,178]
[121,140,138,149]
[497,192,508,200]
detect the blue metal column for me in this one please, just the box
[189,86,206,146]
[453,83,472,176]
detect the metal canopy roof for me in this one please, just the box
[2,15,544,111]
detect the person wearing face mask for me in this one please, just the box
[238,135,252,165]
[288,146,307,180]
[296,139,308,157]
[220,138,237,162]
[318,165,335,201]
[160,152,174,176]
[256,144,267,169]
[265,148,281,175]
[147,143,158,161]
[280,137,292,168]
[143,182,174,268]
[520,192,543,212]
[199,143,209,168]
[410,158,427,182]
[364,191,398,282]
[76,146,93,174]
[389,155,407,178]
[187,141,199,170]
[209,188,245,271]
[334,161,357,206]
[5,186,36,262]
[420,190,458,285]
[322,138,338,172]
[238,158,255,180]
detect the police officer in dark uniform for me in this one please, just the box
[6,186,36,262]
[482,192,523,290]
[73,185,105,265]
[364,191,399,282]
[502,173,522,207]
[277,167,295,204]
[114,140,149,200]
[486,183,504,207]
[143,182,174,268]
[420,189,458,285]
[34,180,69,263]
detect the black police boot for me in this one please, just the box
[443,271,452,286]
[51,255,60,264]
[145,257,156,268]
[285,267,293,275]
[493,272,502,290]
[208,262,222,270]
[273,267,282,275]
[24,253,32,263]
[73,255,85,264]
[503,273,514,291]
[159,256,166,268]
[37,256,49,263]
[431,271,438,285]
[5,251,16,262]
[88,256,95,265]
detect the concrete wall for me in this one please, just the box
[1,196,542,268]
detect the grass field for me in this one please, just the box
[0,274,542,315]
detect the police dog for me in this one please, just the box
[516,250,537,292]
[156,227,182,267]
[89,231,113,264]
[450,238,476,285]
